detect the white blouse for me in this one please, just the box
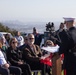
[0,50,7,65]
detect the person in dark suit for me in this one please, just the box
[23,33,51,75]
[0,37,22,75]
[58,17,76,75]
[6,37,32,75]
[55,22,68,46]
[33,27,42,46]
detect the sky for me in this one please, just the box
[0,0,76,22]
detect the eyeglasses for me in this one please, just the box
[29,38,34,40]
[12,41,17,44]
[47,43,52,46]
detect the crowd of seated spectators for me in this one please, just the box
[0,25,66,75]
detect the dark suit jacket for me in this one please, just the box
[23,44,42,64]
[34,34,42,46]
[59,27,76,70]
[55,29,68,46]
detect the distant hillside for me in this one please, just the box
[0,23,17,35]
[1,21,60,33]
[2,20,25,28]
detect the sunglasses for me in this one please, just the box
[12,41,17,44]
[47,43,52,46]
[47,42,52,45]
[29,38,34,40]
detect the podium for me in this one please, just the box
[41,46,61,75]
[52,53,62,75]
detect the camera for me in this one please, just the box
[46,22,55,32]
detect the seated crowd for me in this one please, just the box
[0,25,65,75]
[0,32,60,75]
[1,18,75,75]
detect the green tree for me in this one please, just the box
[0,23,17,36]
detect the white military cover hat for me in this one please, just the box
[63,17,75,22]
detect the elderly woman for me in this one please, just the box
[45,40,54,47]
[42,40,54,55]
[6,37,32,75]
[0,37,22,75]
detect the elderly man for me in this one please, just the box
[23,33,51,75]
[58,17,76,75]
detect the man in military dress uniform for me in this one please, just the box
[58,17,76,75]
